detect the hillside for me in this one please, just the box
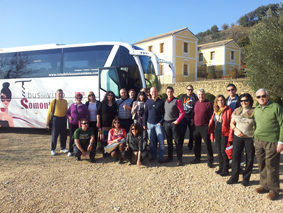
[196,3,280,48]
[197,25,254,47]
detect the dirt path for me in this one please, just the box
[0,128,282,212]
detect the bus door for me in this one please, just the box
[98,67,120,101]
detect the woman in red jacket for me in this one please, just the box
[208,95,233,176]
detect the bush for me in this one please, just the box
[176,93,184,99]
[206,93,216,104]
[270,97,283,107]
[161,93,167,100]
[229,67,239,79]
[238,68,246,77]
[207,66,216,79]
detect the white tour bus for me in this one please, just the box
[0,42,161,128]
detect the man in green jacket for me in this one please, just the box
[254,88,283,200]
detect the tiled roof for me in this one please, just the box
[198,39,235,50]
[133,27,196,45]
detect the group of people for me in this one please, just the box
[46,83,283,200]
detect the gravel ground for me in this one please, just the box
[0,128,283,212]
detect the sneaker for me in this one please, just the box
[60,148,68,153]
[76,156,81,161]
[51,150,56,156]
[67,152,72,157]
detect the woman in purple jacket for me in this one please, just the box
[66,93,89,156]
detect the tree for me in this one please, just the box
[238,3,280,27]
[207,66,216,79]
[222,23,229,30]
[246,7,283,97]
[211,25,219,33]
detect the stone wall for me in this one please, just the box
[160,78,256,104]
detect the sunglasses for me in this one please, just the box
[76,98,82,100]
[131,128,137,131]
[227,89,235,92]
[81,122,89,125]
[88,94,94,97]
[256,95,267,99]
[1,96,11,102]
[240,99,249,103]
[187,89,193,91]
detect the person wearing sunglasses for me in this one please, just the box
[253,88,283,200]
[73,118,95,162]
[47,89,68,156]
[66,93,89,157]
[226,83,239,111]
[107,118,126,163]
[227,93,255,186]
[179,84,198,152]
[0,82,14,127]
[123,123,147,167]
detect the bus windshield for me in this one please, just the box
[139,56,160,91]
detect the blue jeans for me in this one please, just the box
[147,123,165,159]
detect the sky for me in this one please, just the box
[0,0,281,48]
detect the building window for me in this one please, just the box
[231,51,234,60]
[183,64,188,76]
[184,42,188,53]
[148,46,152,52]
[160,65,164,75]
[199,53,203,62]
[160,43,164,53]
[210,51,215,60]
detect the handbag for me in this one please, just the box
[104,138,125,153]
[104,142,120,153]
[225,141,233,160]
[75,105,82,128]
[49,99,56,129]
